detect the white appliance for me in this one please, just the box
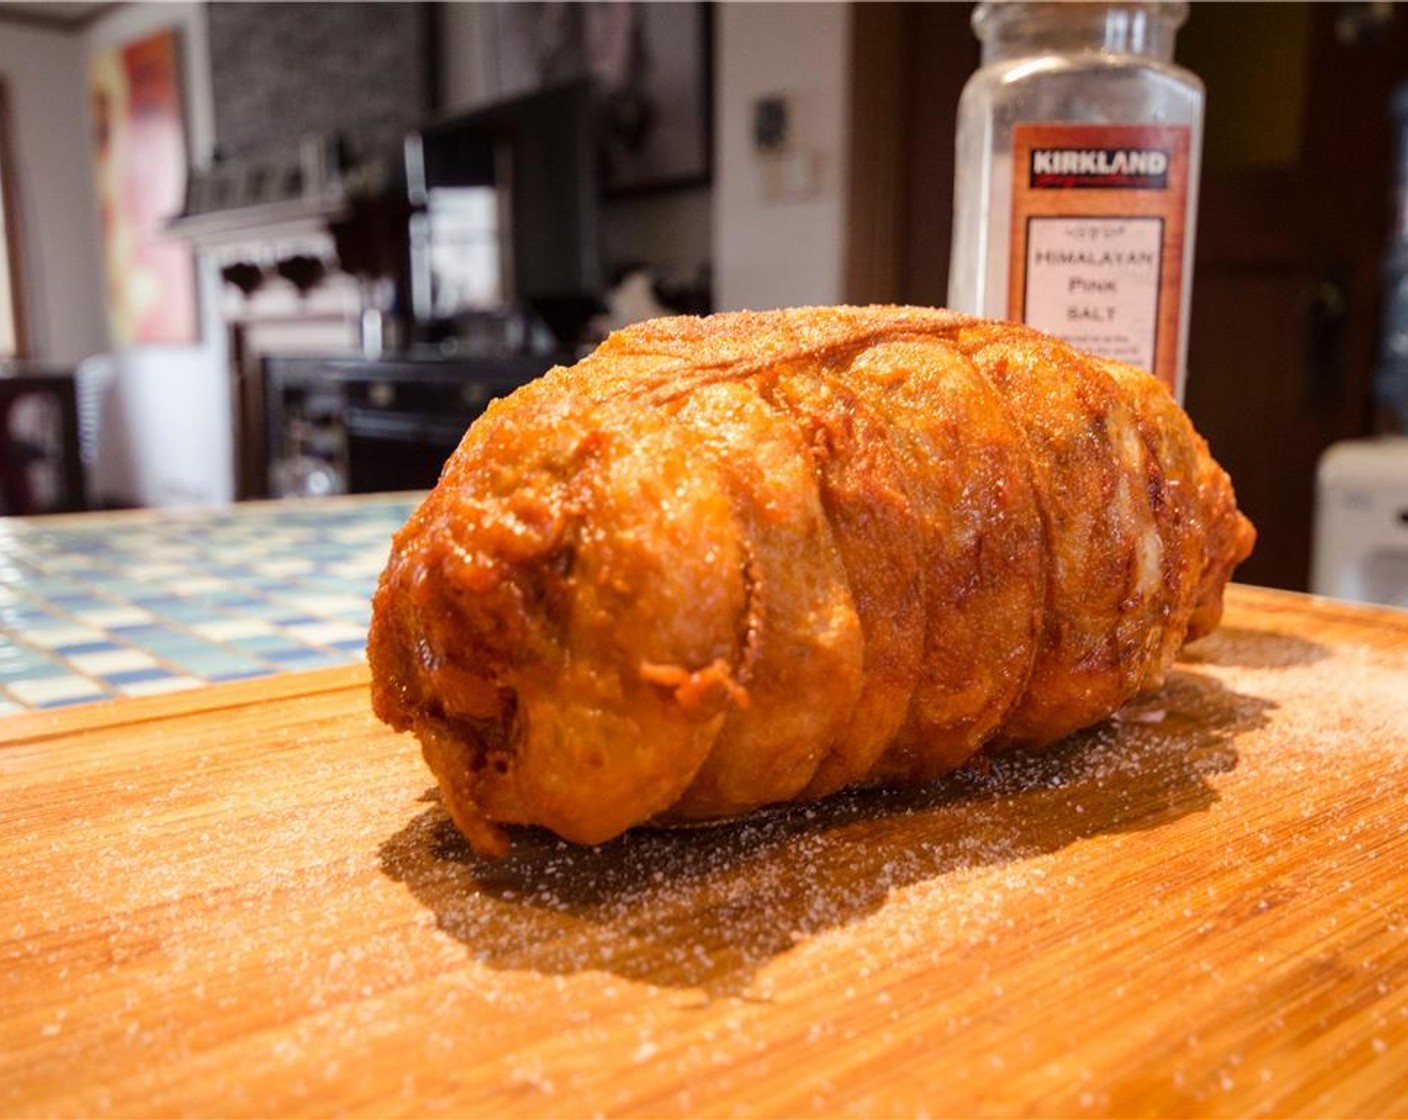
[1311,437,1408,609]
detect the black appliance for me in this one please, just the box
[263,353,551,497]
[405,80,605,348]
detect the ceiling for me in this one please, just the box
[0,2,119,31]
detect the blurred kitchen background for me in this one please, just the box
[0,1,1406,598]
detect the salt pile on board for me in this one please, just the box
[377,662,1266,997]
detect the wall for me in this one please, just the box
[601,190,712,290]
[0,5,233,508]
[0,20,106,365]
[438,1,499,112]
[81,2,233,507]
[435,1,715,303]
[713,3,852,311]
[437,2,854,312]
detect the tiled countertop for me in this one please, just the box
[0,494,419,713]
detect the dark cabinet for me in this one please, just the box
[263,353,552,497]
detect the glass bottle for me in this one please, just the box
[948,2,1203,399]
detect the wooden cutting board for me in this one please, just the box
[3,584,1408,1117]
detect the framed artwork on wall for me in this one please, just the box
[90,27,198,346]
[491,1,713,196]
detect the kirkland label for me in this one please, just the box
[1029,147,1171,190]
[1009,123,1190,391]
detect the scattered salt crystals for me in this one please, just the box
[506,1061,556,1095]
[5,625,1403,1119]
[1114,707,1166,725]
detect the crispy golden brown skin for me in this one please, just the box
[368,306,1255,855]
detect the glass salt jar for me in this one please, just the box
[948,1,1204,399]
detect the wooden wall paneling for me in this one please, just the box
[844,3,907,305]
[1180,3,1408,590]
[0,79,30,359]
[844,3,980,309]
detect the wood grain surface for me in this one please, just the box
[3,584,1408,1118]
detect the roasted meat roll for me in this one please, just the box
[369,306,1255,855]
